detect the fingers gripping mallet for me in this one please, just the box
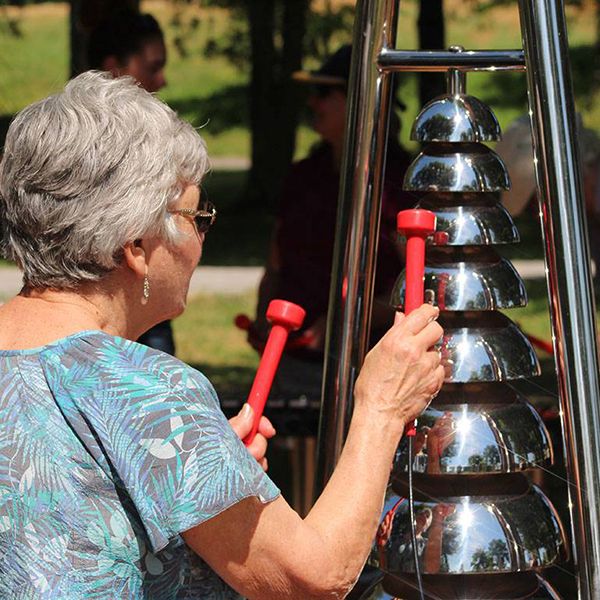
[243,300,306,446]
[397,209,437,437]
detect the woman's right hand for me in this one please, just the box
[354,303,444,436]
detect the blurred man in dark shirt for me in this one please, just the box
[251,45,415,399]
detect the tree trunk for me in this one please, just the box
[596,0,600,50]
[69,0,140,77]
[246,0,309,211]
[418,0,446,107]
[270,0,309,205]
[246,0,276,208]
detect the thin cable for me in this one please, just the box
[408,435,426,600]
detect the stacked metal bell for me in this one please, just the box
[366,54,567,600]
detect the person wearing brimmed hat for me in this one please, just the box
[250,45,414,400]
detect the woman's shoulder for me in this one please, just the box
[41,330,218,409]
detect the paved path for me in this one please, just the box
[0,265,264,299]
[0,260,548,299]
[209,156,250,170]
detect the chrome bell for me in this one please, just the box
[418,193,520,246]
[373,486,565,577]
[359,574,562,600]
[411,94,502,143]
[439,312,540,382]
[410,47,501,144]
[391,248,527,311]
[404,144,511,193]
[392,384,552,476]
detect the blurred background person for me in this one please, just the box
[250,44,415,401]
[88,8,174,354]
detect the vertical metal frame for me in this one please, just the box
[317,1,600,596]
[315,0,399,489]
[520,1,600,596]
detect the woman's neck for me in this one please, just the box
[0,283,140,350]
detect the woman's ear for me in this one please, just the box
[122,240,147,278]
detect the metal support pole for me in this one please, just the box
[378,48,525,72]
[315,0,399,492]
[519,1,600,597]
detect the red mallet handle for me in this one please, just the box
[397,209,436,436]
[243,299,306,446]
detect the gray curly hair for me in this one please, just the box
[0,71,210,289]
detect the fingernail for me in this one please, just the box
[240,403,252,418]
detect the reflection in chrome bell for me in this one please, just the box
[373,486,565,576]
[418,193,520,246]
[404,144,510,193]
[355,583,396,600]
[439,312,540,382]
[391,249,527,311]
[411,94,502,143]
[393,395,552,476]
[358,574,562,600]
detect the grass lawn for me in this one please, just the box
[173,291,259,398]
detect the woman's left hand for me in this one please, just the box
[228,404,276,471]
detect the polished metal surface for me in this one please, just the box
[520,1,600,596]
[391,248,527,311]
[393,395,552,476]
[378,49,526,72]
[358,574,562,599]
[357,585,396,600]
[373,486,565,576]
[411,95,501,143]
[319,1,583,598]
[438,312,540,382]
[404,144,510,193]
[418,194,520,246]
[316,0,399,492]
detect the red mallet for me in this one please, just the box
[234,314,252,331]
[397,209,437,436]
[243,299,306,446]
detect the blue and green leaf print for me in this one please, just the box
[0,331,279,599]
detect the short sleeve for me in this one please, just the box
[41,334,280,553]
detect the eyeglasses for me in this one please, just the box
[168,201,217,233]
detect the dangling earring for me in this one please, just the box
[142,268,150,305]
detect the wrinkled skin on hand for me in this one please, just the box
[354,304,445,434]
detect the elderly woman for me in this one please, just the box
[0,72,444,599]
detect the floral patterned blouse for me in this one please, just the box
[0,330,279,599]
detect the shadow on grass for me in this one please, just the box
[501,204,546,261]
